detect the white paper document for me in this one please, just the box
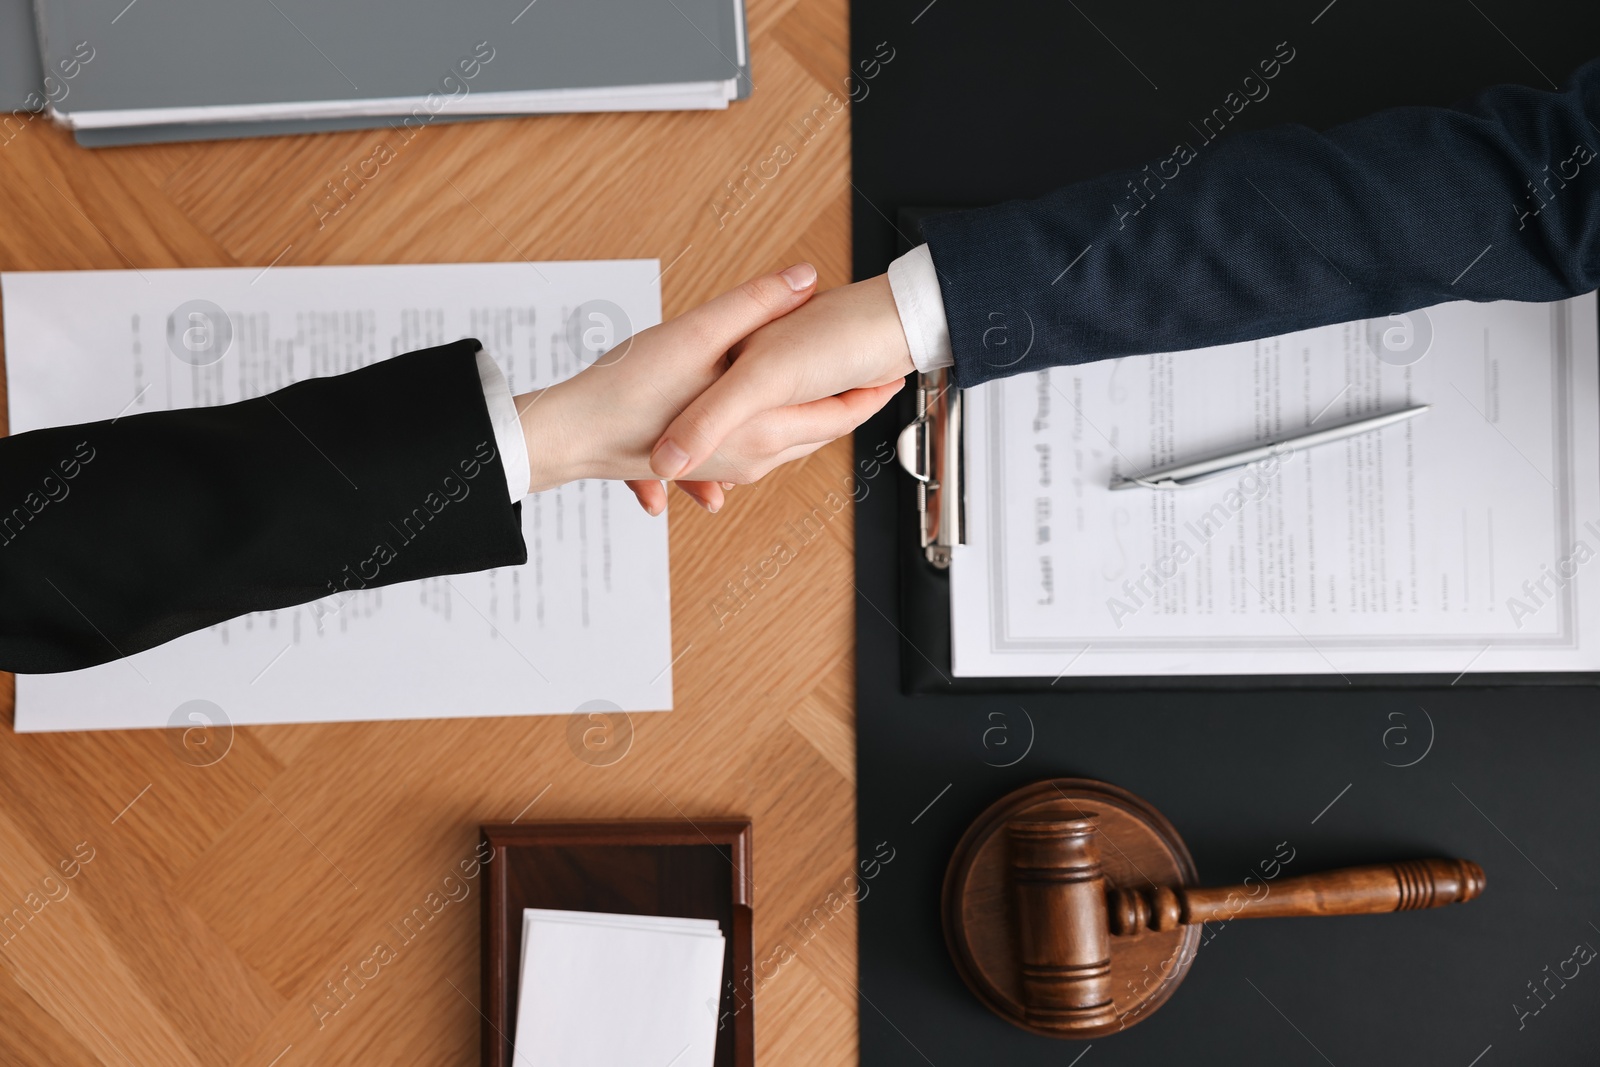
[514,908,725,1067]
[952,296,1600,677]
[2,262,673,730]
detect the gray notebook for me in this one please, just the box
[37,0,750,133]
[1,0,42,112]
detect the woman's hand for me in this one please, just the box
[644,273,916,483]
[512,264,904,512]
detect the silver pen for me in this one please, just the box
[1109,404,1431,490]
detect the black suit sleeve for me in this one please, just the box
[924,55,1600,388]
[0,339,527,674]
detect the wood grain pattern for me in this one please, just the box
[0,0,862,1062]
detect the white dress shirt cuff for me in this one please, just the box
[474,349,530,502]
[887,242,955,373]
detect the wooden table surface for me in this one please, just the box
[0,0,863,1062]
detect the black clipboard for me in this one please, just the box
[886,210,1600,694]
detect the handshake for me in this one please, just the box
[512,263,915,514]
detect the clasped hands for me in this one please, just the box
[512,263,915,513]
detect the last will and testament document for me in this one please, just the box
[2,262,672,731]
[952,295,1600,677]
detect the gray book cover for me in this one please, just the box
[36,0,749,119]
[1,0,43,111]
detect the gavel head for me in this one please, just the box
[1006,814,1119,1031]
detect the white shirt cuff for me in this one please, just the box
[887,243,954,373]
[474,349,530,502]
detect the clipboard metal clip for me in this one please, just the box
[896,368,965,569]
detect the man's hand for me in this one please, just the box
[511,264,904,512]
[645,274,915,486]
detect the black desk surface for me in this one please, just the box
[849,2,1600,1063]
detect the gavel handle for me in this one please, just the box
[1107,858,1485,935]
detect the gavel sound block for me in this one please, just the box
[941,778,1485,1039]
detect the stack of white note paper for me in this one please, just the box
[514,909,726,1067]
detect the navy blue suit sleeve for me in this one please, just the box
[923,57,1600,388]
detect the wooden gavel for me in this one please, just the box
[943,779,1487,1039]
[1009,813,1484,1032]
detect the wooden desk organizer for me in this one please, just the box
[942,779,1484,1038]
[479,820,754,1067]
